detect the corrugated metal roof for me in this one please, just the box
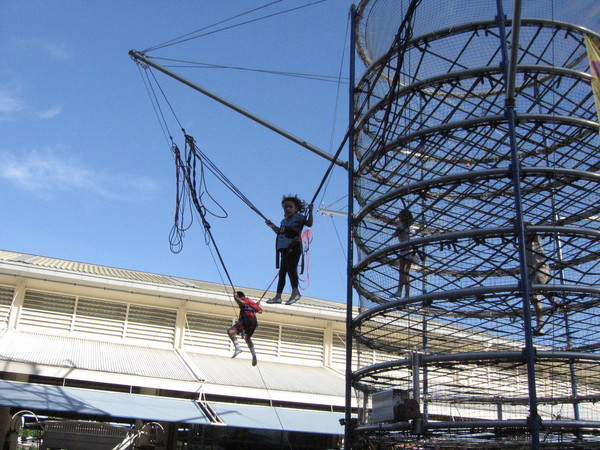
[0,330,197,381]
[0,250,345,310]
[187,352,345,397]
[0,250,216,290]
[0,330,345,400]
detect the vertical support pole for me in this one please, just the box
[419,157,430,423]
[411,352,421,403]
[422,319,429,420]
[344,4,357,449]
[8,279,26,329]
[535,65,581,427]
[546,155,580,425]
[496,0,540,448]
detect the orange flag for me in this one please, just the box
[584,35,600,130]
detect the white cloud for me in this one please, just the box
[0,90,25,115]
[0,86,61,121]
[36,105,63,119]
[0,150,159,202]
[38,41,70,60]
[13,37,71,60]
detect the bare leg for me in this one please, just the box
[227,327,237,343]
[228,327,242,357]
[396,258,411,298]
[245,336,257,366]
[532,294,545,335]
[403,260,413,298]
[268,254,287,303]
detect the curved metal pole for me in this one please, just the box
[129,50,347,169]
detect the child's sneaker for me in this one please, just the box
[232,348,242,358]
[266,298,282,304]
[252,355,257,366]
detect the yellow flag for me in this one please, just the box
[584,35,600,130]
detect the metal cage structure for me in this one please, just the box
[350,0,600,448]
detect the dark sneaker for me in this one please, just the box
[533,326,546,336]
[286,295,301,305]
[266,298,282,304]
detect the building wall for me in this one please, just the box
[0,273,349,370]
[0,253,370,404]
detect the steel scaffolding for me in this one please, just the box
[350,0,600,447]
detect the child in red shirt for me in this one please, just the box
[227,290,262,366]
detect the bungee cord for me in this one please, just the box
[175,137,292,442]
[171,139,253,336]
[143,1,284,52]
[135,62,179,148]
[298,229,313,290]
[168,143,192,254]
[131,9,353,441]
[169,136,229,248]
[141,56,348,84]
[254,362,293,450]
[184,134,269,222]
[171,138,235,291]
[132,0,401,223]
[131,5,362,312]
[132,0,408,299]
[143,0,329,53]
[136,57,276,300]
[180,132,316,297]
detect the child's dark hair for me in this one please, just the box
[236,291,245,298]
[281,194,306,212]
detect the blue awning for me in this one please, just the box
[0,380,210,424]
[211,401,346,435]
[0,381,348,434]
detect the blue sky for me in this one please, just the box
[1,0,358,303]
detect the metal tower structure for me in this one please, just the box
[349,0,600,447]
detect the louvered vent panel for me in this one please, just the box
[280,325,324,362]
[183,312,231,351]
[332,332,358,370]
[21,290,76,331]
[374,351,397,364]
[126,305,176,344]
[252,322,280,357]
[73,298,127,337]
[356,341,375,367]
[0,286,14,327]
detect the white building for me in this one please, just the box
[0,250,354,449]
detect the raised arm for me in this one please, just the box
[265,219,280,234]
[232,290,243,307]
